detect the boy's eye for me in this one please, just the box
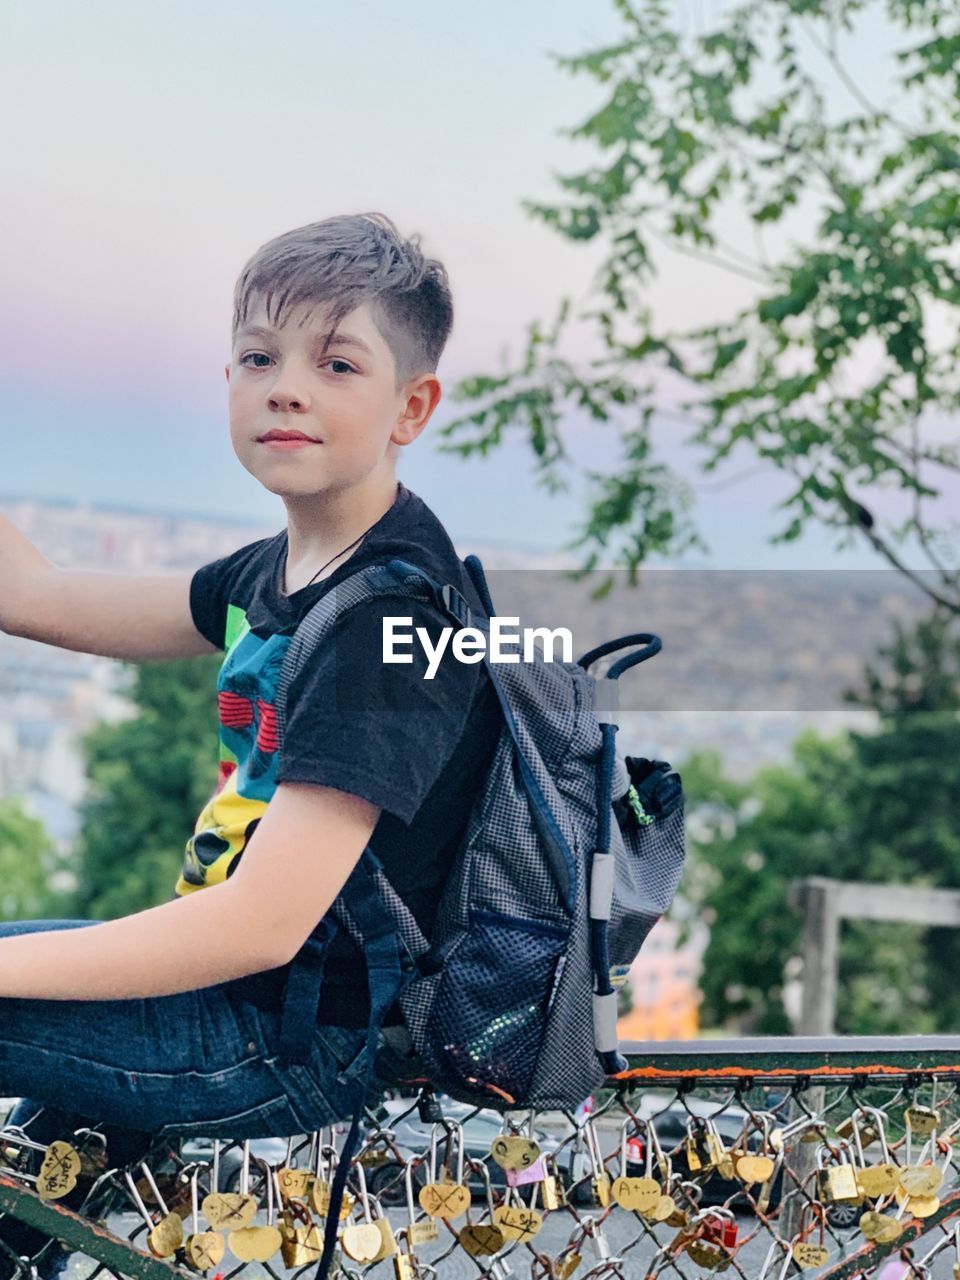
[239,352,272,369]
[324,358,355,375]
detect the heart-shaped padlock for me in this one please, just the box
[612,1175,661,1214]
[736,1155,775,1185]
[493,1204,543,1244]
[859,1211,902,1243]
[898,1165,943,1198]
[228,1225,282,1263]
[184,1231,225,1272]
[37,1141,82,1201]
[458,1223,505,1257]
[489,1136,540,1172]
[646,1194,678,1222]
[792,1243,830,1269]
[147,1212,184,1259]
[859,1164,900,1198]
[202,1192,257,1230]
[340,1222,383,1263]
[418,1181,471,1220]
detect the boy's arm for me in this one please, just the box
[0,783,378,999]
[0,512,217,659]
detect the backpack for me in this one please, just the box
[275,553,686,1111]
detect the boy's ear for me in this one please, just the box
[224,362,231,384]
[392,374,441,448]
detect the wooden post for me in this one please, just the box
[798,878,839,1036]
[782,880,839,1239]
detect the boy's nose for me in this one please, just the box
[268,391,306,412]
[266,364,312,413]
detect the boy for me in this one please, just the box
[0,214,502,1254]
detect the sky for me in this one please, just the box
[0,0,943,569]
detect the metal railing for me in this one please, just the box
[4,1038,960,1280]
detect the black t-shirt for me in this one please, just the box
[185,483,503,1024]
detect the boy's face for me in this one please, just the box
[226,298,439,502]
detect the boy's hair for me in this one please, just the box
[232,213,453,389]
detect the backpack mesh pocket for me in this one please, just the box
[425,910,568,1104]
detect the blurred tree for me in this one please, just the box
[72,656,220,920]
[0,800,68,921]
[687,609,960,1033]
[445,0,960,605]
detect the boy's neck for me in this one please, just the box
[281,472,399,592]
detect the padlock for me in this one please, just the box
[276,1135,311,1204]
[686,1116,726,1173]
[612,1118,661,1214]
[310,1129,354,1221]
[792,1203,830,1269]
[456,1161,504,1259]
[582,1216,612,1264]
[837,1113,879,1148]
[579,1118,613,1206]
[228,1158,282,1263]
[340,1163,385,1265]
[36,1140,82,1201]
[756,1241,793,1280]
[183,1165,225,1273]
[849,1106,899,1198]
[541,1153,565,1210]
[641,1124,677,1220]
[417,1122,471,1220]
[859,1208,903,1243]
[494,1183,544,1246]
[683,1210,734,1272]
[402,1159,438,1251]
[72,1128,110,1184]
[279,1200,322,1268]
[904,1103,940,1138]
[369,1192,400,1263]
[703,1211,738,1251]
[417,1090,445,1125]
[755,1148,785,1216]
[897,1114,951,1211]
[124,1164,183,1259]
[816,1146,861,1204]
[733,1113,777,1185]
[702,1208,737,1270]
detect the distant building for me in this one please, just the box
[616,918,703,1042]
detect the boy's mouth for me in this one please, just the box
[258,429,322,450]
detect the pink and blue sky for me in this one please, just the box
[1,1,928,567]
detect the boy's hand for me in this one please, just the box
[0,513,216,659]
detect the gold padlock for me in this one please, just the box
[904,1104,940,1138]
[541,1153,565,1210]
[612,1119,662,1215]
[816,1148,861,1204]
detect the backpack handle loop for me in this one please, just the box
[578,633,661,674]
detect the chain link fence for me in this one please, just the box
[3,1039,960,1280]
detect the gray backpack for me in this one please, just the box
[278,555,686,1111]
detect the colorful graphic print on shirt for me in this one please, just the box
[175,603,292,896]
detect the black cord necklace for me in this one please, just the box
[292,519,379,591]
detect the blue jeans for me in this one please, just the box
[0,919,371,1137]
[0,917,374,1275]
